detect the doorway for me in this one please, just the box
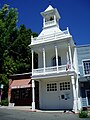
[86,90,90,106]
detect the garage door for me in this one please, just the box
[44,81,73,109]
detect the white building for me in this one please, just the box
[30,5,81,113]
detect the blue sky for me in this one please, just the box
[0,0,90,45]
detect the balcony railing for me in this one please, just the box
[32,65,72,76]
[81,98,87,107]
[31,30,70,45]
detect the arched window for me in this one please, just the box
[52,56,61,66]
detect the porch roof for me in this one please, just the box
[10,79,31,89]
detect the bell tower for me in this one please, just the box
[41,5,60,29]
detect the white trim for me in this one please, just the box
[55,46,58,71]
[32,79,35,111]
[68,44,73,70]
[82,59,90,76]
[43,48,46,73]
[71,76,78,113]
[32,49,34,75]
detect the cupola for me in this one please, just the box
[41,5,60,29]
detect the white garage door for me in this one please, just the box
[44,81,73,109]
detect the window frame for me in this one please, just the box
[82,59,90,76]
[46,82,57,92]
[59,82,70,91]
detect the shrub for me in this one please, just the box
[0,98,8,106]
[79,110,88,118]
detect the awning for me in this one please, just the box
[10,79,31,89]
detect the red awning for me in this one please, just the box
[10,79,31,89]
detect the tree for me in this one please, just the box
[0,4,38,99]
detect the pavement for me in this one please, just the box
[0,105,90,115]
[0,105,76,113]
[0,107,89,120]
[0,106,32,111]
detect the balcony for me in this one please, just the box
[32,64,74,77]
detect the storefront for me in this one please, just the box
[8,73,32,106]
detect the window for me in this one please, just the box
[83,60,90,75]
[47,83,57,91]
[52,56,61,66]
[60,82,70,91]
[45,16,54,22]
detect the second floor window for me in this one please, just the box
[52,56,61,66]
[83,60,90,75]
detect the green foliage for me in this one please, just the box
[0,4,38,99]
[79,110,88,118]
[0,98,8,106]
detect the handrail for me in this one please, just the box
[33,65,68,75]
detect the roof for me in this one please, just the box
[9,72,32,80]
[45,5,54,12]
[77,44,90,48]
[10,79,31,89]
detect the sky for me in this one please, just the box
[0,0,90,45]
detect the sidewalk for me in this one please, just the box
[0,106,32,111]
[0,106,74,114]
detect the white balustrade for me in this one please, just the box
[31,30,70,44]
[45,20,55,25]
[33,65,69,76]
[81,98,87,107]
[58,65,67,71]
[45,66,57,73]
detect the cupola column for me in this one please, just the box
[43,48,46,73]
[55,46,58,71]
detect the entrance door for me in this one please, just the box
[87,91,90,106]
[58,81,73,110]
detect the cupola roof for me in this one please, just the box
[45,5,54,12]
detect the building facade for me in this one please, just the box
[77,45,90,109]
[8,73,32,106]
[30,5,80,113]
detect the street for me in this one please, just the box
[0,108,89,120]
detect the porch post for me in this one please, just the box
[71,76,78,113]
[68,43,73,69]
[8,79,12,105]
[43,48,46,73]
[55,46,58,71]
[32,49,34,75]
[32,79,35,111]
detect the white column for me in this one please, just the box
[32,79,35,111]
[68,44,73,69]
[32,49,34,75]
[43,48,46,73]
[71,76,78,113]
[74,47,81,110]
[55,46,58,71]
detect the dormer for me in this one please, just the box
[41,5,60,29]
